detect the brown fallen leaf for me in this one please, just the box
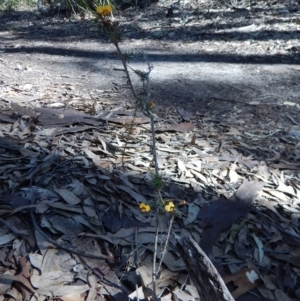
[60,292,84,301]
[54,187,81,205]
[10,103,38,118]
[157,122,194,133]
[176,107,193,121]
[94,133,119,154]
[11,257,36,301]
[233,180,265,204]
[84,149,111,168]
[35,108,101,127]
[223,268,260,299]
[107,117,149,124]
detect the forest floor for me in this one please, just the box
[0,0,300,300]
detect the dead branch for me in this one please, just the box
[176,235,235,301]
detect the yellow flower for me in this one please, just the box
[165,201,175,212]
[149,101,155,108]
[139,202,150,212]
[96,5,112,16]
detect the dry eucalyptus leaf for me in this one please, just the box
[223,268,259,299]
[84,149,111,168]
[83,197,97,218]
[116,185,147,203]
[59,292,84,301]
[54,188,81,205]
[176,107,193,121]
[235,180,265,204]
[157,122,194,133]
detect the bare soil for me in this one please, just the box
[1,0,300,116]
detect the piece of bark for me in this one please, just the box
[176,235,235,301]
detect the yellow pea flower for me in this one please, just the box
[96,5,112,16]
[165,201,175,212]
[149,101,155,108]
[139,202,150,212]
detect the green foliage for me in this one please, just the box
[0,0,136,13]
[0,0,115,13]
[64,0,115,12]
[97,0,114,7]
[0,0,35,10]
[37,0,99,14]
[152,174,164,191]
[70,0,108,12]
[57,0,116,13]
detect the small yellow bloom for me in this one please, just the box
[139,202,150,212]
[96,5,112,16]
[165,201,175,212]
[149,101,155,108]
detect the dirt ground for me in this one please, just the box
[1,0,300,114]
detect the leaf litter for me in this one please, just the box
[0,82,300,301]
[1,1,300,300]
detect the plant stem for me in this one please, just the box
[156,214,174,275]
[152,209,159,301]
[109,35,165,301]
[113,41,140,102]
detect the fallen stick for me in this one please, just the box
[176,235,235,301]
